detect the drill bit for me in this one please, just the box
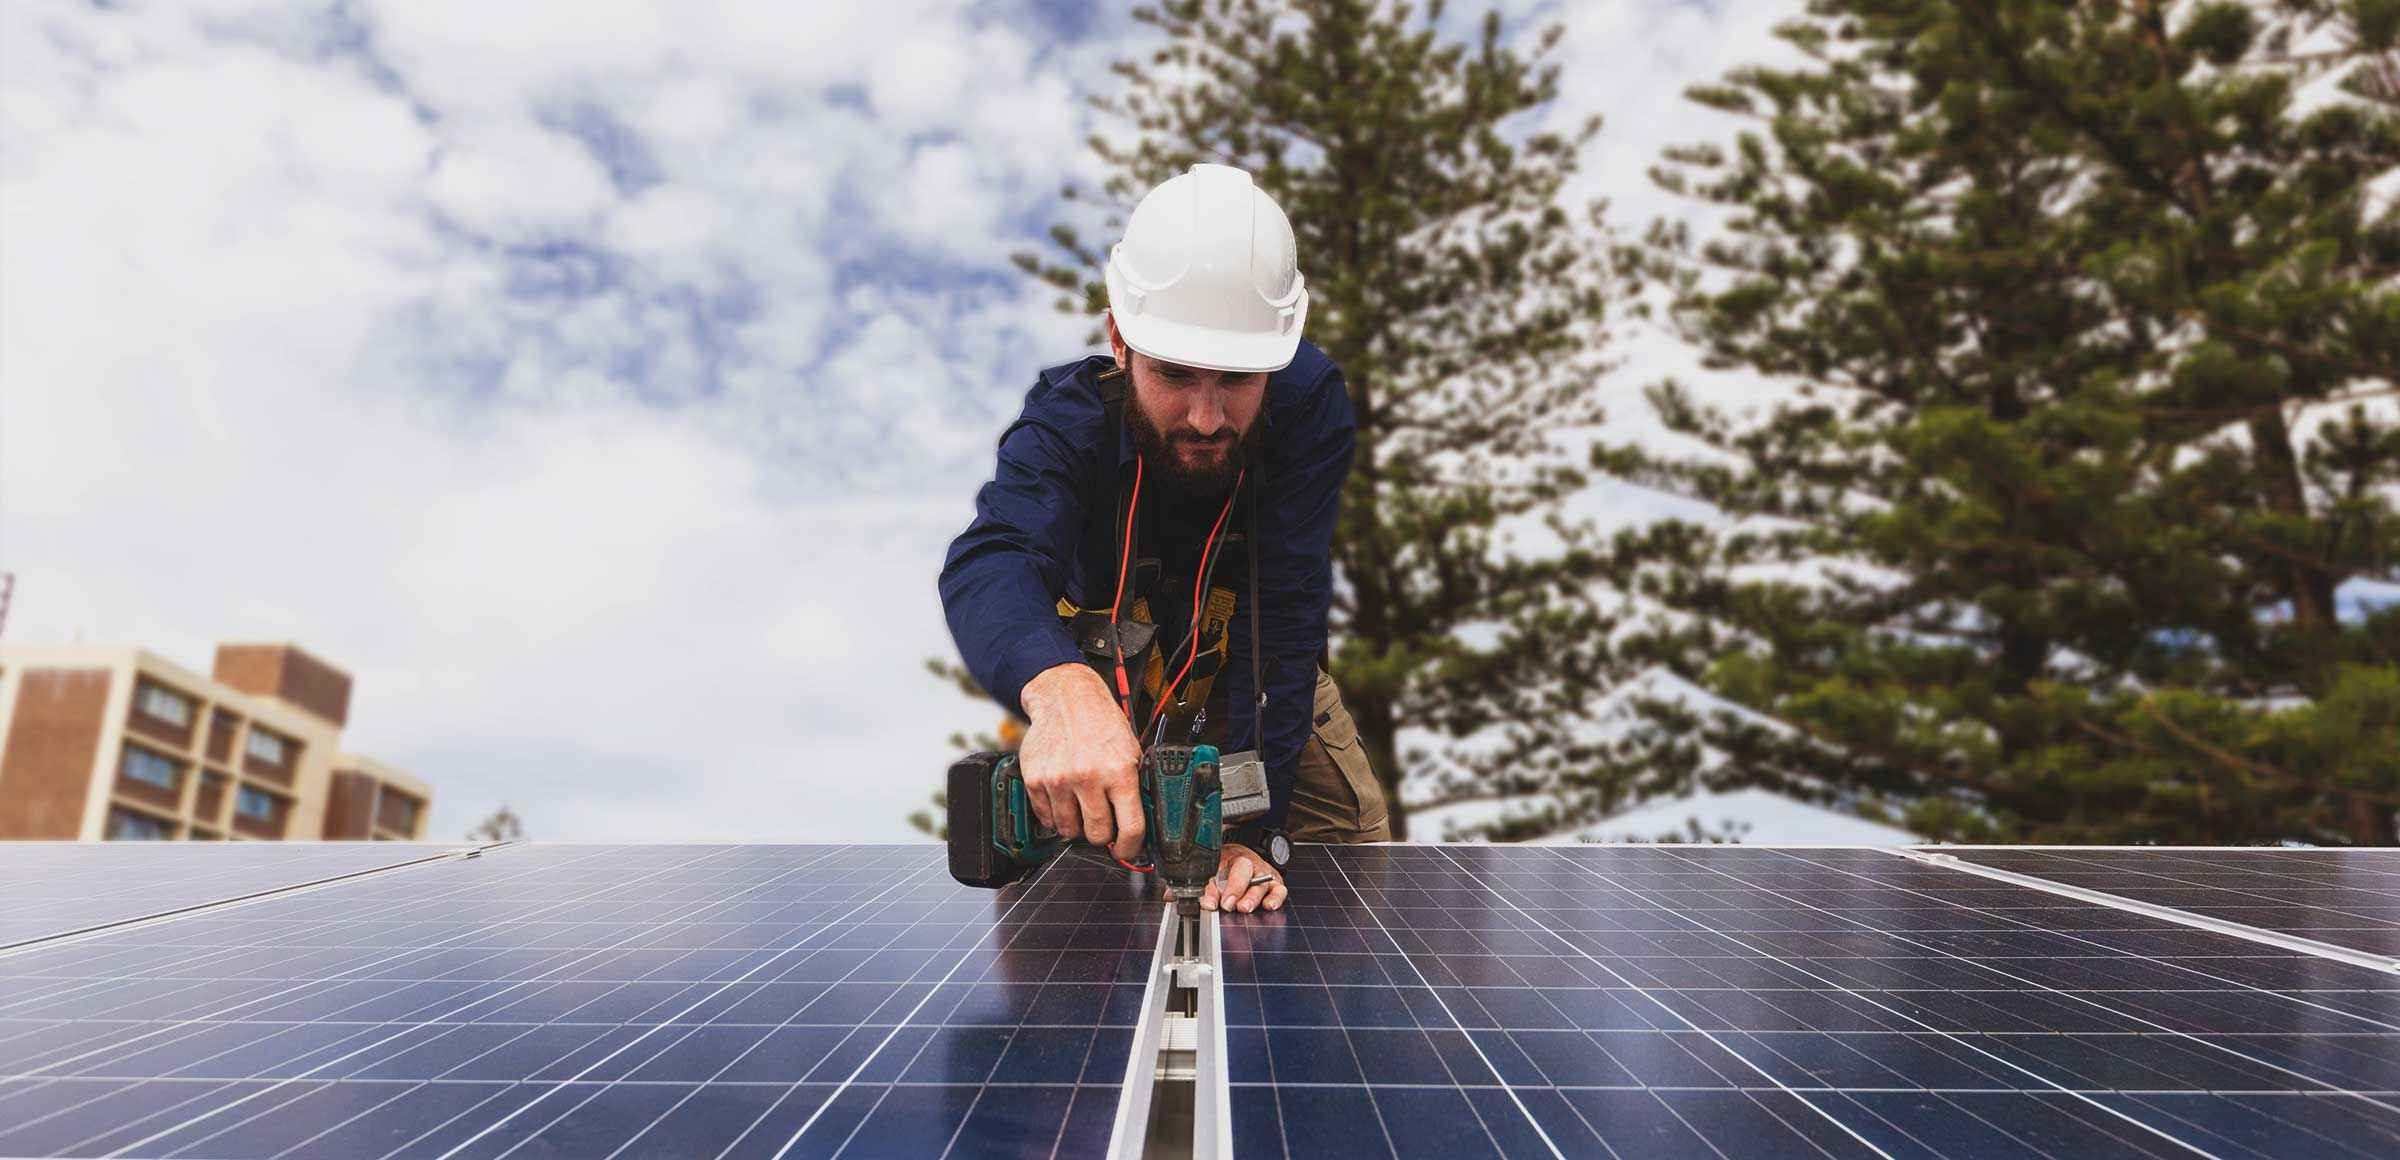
[1174,894,1201,958]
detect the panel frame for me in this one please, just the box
[1908,848,2400,975]
[0,842,486,954]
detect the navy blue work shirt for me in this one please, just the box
[939,340,1354,833]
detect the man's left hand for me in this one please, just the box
[1199,842,1287,913]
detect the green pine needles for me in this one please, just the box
[1607,0,2400,844]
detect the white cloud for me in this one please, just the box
[1554,0,1806,236]
[890,141,1006,255]
[1,0,1121,842]
[425,118,617,239]
[605,184,724,268]
[870,32,981,131]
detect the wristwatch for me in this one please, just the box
[1246,826,1291,870]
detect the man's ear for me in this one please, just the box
[1103,311,1129,372]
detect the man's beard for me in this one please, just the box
[1128,400,1257,499]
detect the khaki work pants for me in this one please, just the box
[1204,668,1390,843]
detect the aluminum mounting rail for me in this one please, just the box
[1107,906,1231,1160]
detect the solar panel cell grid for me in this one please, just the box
[0,845,1152,1160]
[0,843,467,947]
[1222,845,2400,1160]
[5,841,2398,1158]
[1946,847,2400,958]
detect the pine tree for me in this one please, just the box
[907,659,1019,841]
[466,805,526,844]
[1593,0,2400,844]
[1015,0,1624,837]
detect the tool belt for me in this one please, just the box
[1058,582,1238,743]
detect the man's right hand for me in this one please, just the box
[1017,663,1147,863]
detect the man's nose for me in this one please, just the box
[1186,389,1228,436]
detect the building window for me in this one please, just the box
[107,809,172,841]
[235,786,279,821]
[120,746,182,792]
[383,795,420,833]
[135,682,193,727]
[245,729,288,766]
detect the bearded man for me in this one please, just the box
[939,164,1388,913]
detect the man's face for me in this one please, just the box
[1111,322,1268,497]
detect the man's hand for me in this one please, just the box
[1200,842,1287,913]
[1018,663,1146,863]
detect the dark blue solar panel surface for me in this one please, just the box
[0,842,468,948]
[0,844,1153,1159]
[1946,847,2400,958]
[1221,845,2400,1159]
[7,842,2399,1159]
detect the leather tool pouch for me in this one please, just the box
[1066,607,1158,666]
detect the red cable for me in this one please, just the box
[1105,460,1237,880]
[1096,458,1155,874]
[1156,468,1245,715]
[1108,457,1145,718]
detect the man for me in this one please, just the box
[941,164,1388,914]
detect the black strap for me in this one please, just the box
[1245,441,1267,752]
[1082,364,1130,613]
[1156,527,1229,684]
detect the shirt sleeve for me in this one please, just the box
[1222,366,1355,831]
[939,408,1091,721]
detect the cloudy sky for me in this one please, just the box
[1,0,1797,842]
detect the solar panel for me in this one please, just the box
[0,842,470,948]
[4,842,2396,1158]
[1941,847,2400,958]
[0,844,1154,1159]
[1221,845,2400,1159]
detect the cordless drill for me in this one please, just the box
[946,744,1270,915]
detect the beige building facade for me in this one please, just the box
[0,642,430,842]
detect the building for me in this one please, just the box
[0,642,430,841]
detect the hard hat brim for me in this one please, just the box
[1109,300,1307,375]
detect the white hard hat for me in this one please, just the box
[1104,163,1308,373]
